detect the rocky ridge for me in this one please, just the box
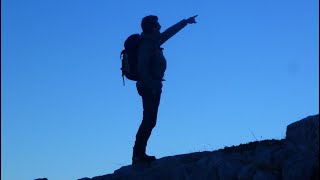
[78,114,319,180]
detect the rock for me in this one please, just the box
[254,144,272,165]
[284,114,319,180]
[90,174,114,180]
[253,170,279,180]
[188,163,219,180]
[237,164,257,180]
[282,148,316,180]
[79,114,319,180]
[286,114,319,153]
[216,161,240,180]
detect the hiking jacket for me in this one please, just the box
[137,19,188,91]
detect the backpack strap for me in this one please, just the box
[120,49,125,59]
[120,49,126,86]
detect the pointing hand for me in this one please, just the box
[186,15,198,24]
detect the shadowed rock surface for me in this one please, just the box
[79,114,318,180]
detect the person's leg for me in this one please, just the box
[133,87,161,159]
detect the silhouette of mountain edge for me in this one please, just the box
[75,114,318,180]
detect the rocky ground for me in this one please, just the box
[77,114,319,180]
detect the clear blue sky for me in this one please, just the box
[1,0,319,179]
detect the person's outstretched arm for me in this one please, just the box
[159,15,198,45]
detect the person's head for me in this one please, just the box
[141,15,161,34]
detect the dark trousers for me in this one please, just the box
[133,87,161,156]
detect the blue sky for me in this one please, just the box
[1,0,319,179]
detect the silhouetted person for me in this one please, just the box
[132,15,198,164]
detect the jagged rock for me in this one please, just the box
[80,114,319,180]
[286,114,319,153]
[188,162,219,180]
[253,170,279,180]
[283,114,319,180]
[282,146,316,180]
[237,164,257,180]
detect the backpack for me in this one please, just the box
[120,34,142,85]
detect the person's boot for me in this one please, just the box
[132,153,156,165]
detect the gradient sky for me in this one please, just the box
[1,0,319,179]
